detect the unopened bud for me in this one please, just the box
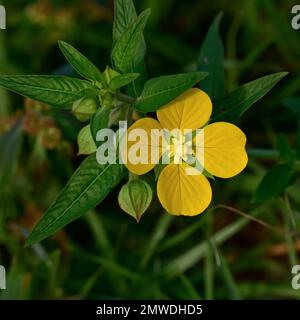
[72,97,98,121]
[118,179,153,222]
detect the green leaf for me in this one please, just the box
[212,72,288,122]
[113,0,138,44]
[282,97,300,114]
[197,13,225,99]
[252,162,295,203]
[58,41,104,83]
[127,61,146,97]
[103,66,120,84]
[112,1,148,97]
[25,155,126,246]
[112,9,150,74]
[134,72,208,112]
[0,75,94,107]
[118,179,153,222]
[90,105,111,146]
[77,125,97,155]
[110,73,139,90]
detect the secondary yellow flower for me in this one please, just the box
[123,88,248,216]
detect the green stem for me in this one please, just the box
[247,148,280,159]
[204,240,215,300]
[280,195,298,267]
[128,172,138,181]
[247,148,300,172]
[203,211,215,299]
[117,92,136,104]
[213,204,283,234]
[284,194,298,236]
[139,213,173,269]
[125,105,133,123]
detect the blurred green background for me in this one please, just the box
[1,0,300,299]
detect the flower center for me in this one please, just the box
[167,134,193,164]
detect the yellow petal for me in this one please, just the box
[121,118,163,175]
[202,122,248,178]
[156,88,212,131]
[157,163,212,216]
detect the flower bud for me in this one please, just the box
[77,125,97,155]
[118,179,153,222]
[72,97,98,121]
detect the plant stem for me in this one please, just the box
[129,172,138,181]
[140,213,173,269]
[117,92,136,104]
[204,240,215,300]
[212,204,283,234]
[284,193,298,237]
[247,148,280,159]
[281,195,298,267]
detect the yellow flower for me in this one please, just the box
[123,88,248,216]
